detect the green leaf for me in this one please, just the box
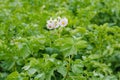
[75,40,87,49]
[27,68,37,76]
[65,46,77,57]
[35,73,45,80]
[72,63,84,74]
[57,62,67,77]
[6,71,19,80]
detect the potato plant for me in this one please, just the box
[0,0,120,80]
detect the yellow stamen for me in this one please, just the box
[62,21,65,25]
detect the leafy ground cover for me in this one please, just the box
[0,0,120,80]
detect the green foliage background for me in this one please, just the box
[0,0,120,80]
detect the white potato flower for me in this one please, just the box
[59,17,68,27]
[57,16,61,22]
[46,22,54,30]
[47,18,53,24]
[46,19,55,29]
[53,19,59,28]
[46,17,68,29]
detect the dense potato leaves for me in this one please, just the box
[0,0,120,80]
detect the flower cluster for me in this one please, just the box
[46,17,68,29]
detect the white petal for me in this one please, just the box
[59,17,68,27]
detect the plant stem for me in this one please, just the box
[63,56,71,80]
